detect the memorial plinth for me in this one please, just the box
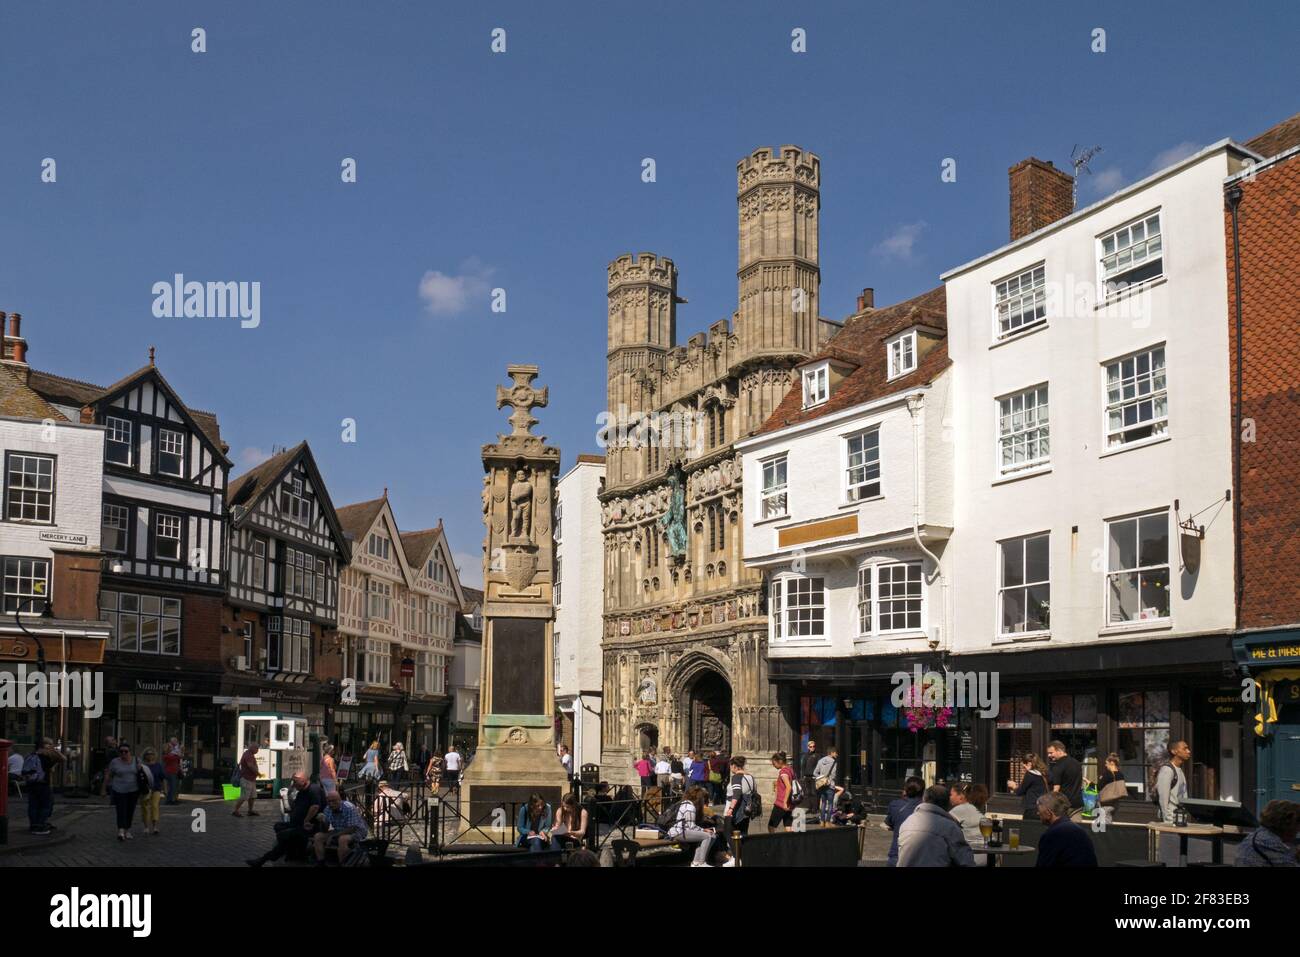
[460,364,568,827]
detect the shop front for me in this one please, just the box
[1233,629,1300,810]
[97,666,224,793]
[217,674,331,787]
[0,624,107,791]
[772,651,974,794]
[962,633,1242,808]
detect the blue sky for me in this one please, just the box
[2,1,1296,584]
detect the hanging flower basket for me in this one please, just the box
[902,674,954,733]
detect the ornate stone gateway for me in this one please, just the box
[460,364,568,827]
[687,671,732,755]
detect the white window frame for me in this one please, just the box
[769,574,827,641]
[874,560,924,635]
[105,416,133,466]
[1105,509,1171,627]
[5,453,55,524]
[3,557,51,614]
[364,638,391,686]
[1098,210,1163,296]
[1103,345,1168,450]
[156,428,186,477]
[997,384,1051,475]
[993,263,1047,340]
[802,364,829,408]
[760,454,788,520]
[856,565,872,636]
[844,427,882,502]
[887,331,917,380]
[997,533,1051,639]
[154,512,182,562]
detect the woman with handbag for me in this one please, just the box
[1008,753,1050,820]
[1096,753,1128,807]
[100,743,149,841]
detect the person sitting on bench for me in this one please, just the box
[313,789,368,865]
[246,773,325,867]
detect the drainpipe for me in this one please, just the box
[905,393,947,654]
[1225,184,1244,627]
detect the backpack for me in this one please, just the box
[786,769,804,805]
[656,798,686,831]
[21,752,45,785]
[733,773,758,820]
[1148,764,1171,806]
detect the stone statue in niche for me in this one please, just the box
[660,464,688,559]
[509,468,533,541]
[637,674,657,705]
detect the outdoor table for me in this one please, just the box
[1146,823,1225,866]
[974,843,1035,867]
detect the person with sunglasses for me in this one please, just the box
[100,743,147,841]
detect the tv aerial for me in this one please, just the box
[1071,144,1104,208]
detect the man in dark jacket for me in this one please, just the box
[885,776,925,866]
[800,740,819,811]
[246,772,325,866]
[1035,793,1098,867]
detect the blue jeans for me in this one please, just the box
[818,787,835,823]
[521,836,547,853]
[27,782,53,829]
[165,773,179,804]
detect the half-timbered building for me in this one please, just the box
[224,442,350,751]
[22,343,232,787]
[333,493,461,758]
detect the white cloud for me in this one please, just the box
[1150,141,1202,172]
[871,221,926,261]
[238,446,269,468]
[418,257,495,316]
[453,551,483,588]
[1087,166,1126,195]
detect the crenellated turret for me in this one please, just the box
[736,145,821,360]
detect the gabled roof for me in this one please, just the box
[336,496,386,543]
[754,286,949,437]
[1246,110,1300,160]
[0,365,68,421]
[460,585,483,613]
[401,523,466,609]
[336,494,416,588]
[399,527,441,568]
[27,364,228,461]
[227,442,352,563]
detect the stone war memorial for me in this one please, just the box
[460,364,569,826]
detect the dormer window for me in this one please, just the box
[801,364,829,408]
[887,331,917,380]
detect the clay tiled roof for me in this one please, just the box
[460,586,483,609]
[575,453,606,464]
[0,365,68,421]
[227,443,304,508]
[27,364,226,452]
[754,286,949,436]
[336,496,386,543]
[400,527,441,568]
[1246,110,1300,159]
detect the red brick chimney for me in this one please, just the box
[856,288,875,311]
[1009,158,1074,241]
[1,311,28,369]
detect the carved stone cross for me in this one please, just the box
[496,364,549,437]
